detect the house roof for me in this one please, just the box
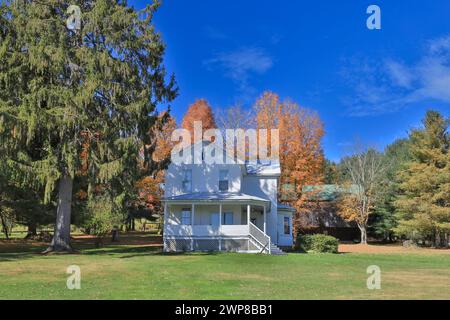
[163,192,270,203]
[302,184,359,201]
[245,160,281,176]
[277,204,296,212]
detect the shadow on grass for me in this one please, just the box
[0,251,44,262]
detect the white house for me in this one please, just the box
[162,142,295,254]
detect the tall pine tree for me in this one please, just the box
[0,1,177,251]
[395,111,450,247]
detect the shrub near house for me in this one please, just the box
[296,234,339,253]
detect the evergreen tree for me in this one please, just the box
[371,139,412,241]
[0,1,177,251]
[395,111,450,247]
[322,159,339,184]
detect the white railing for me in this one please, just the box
[165,223,271,254]
[249,222,271,254]
[165,224,249,237]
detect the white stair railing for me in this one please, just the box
[249,222,271,254]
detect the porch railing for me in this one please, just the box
[165,224,249,237]
[249,222,271,254]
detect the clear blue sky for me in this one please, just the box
[130,0,450,161]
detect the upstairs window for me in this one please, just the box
[219,170,229,192]
[181,208,191,225]
[182,169,192,193]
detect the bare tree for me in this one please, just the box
[337,148,387,244]
[216,104,255,134]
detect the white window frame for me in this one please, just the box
[219,169,229,192]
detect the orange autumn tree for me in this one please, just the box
[254,91,325,237]
[181,99,217,142]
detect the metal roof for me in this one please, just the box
[163,192,270,203]
[302,184,360,201]
[277,204,296,212]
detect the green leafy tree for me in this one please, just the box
[82,194,122,247]
[395,111,450,247]
[0,1,177,251]
[0,156,54,238]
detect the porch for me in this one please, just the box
[162,193,272,253]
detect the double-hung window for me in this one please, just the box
[284,216,290,235]
[181,208,192,225]
[182,169,192,193]
[219,170,229,192]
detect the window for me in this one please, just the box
[284,216,290,235]
[181,209,191,225]
[211,213,220,226]
[223,212,233,225]
[219,170,229,192]
[182,169,192,193]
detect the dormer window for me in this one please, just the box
[219,169,229,192]
[182,169,192,193]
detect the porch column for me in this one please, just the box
[247,204,251,251]
[263,205,267,234]
[163,202,168,252]
[191,204,195,251]
[219,203,222,251]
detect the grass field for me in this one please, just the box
[0,233,449,300]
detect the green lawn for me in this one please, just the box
[0,238,449,300]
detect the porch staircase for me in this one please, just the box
[249,222,286,255]
[269,243,286,255]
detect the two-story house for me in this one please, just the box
[162,142,294,254]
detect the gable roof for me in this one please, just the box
[245,159,281,176]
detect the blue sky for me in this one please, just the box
[130,0,450,161]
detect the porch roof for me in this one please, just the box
[163,192,270,204]
[277,204,296,212]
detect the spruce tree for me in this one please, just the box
[0,0,177,251]
[395,111,450,247]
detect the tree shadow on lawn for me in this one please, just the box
[0,231,164,261]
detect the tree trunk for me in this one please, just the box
[44,174,74,253]
[25,223,37,239]
[359,225,367,245]
[444,232,449,249]
[0,214,9,240]
[435,231,441,248]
